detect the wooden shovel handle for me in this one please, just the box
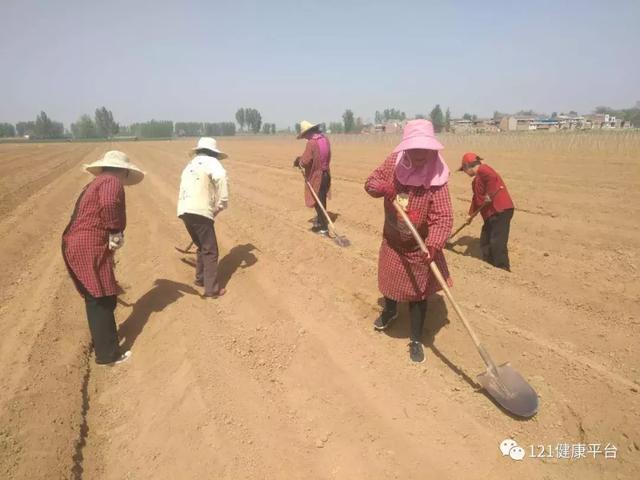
[298,166,337,234]
[392,200,496,370]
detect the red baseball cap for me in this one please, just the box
[458,152,482,171]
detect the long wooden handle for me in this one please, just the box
[299,167,337,233]
[392,200,496,371]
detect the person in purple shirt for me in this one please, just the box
[293,120,332,234]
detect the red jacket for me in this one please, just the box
[62,174,126,298]
[469,164,514,220]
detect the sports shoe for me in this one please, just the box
[98,350,131,366]
[203,288,226,298]
[409,341,425,363]
[373,310,398,331]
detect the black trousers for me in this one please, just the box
[314,171,331,229]
[480,208,514,271]
[181,213,220,295]
[83,291,120,364]
[384,297,428,342]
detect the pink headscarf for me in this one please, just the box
[393,120,450,187]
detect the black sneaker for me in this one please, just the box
[409,341,425,363]
[373,310,398,331]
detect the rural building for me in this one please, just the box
[499,116,537,131]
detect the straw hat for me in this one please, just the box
[392,120,444,153]
[192,137,228,159]
[297,120,321,139]
[83,150,145,185]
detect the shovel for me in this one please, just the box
[298,166,350,247]
[446,187,504,246]
[175,241,194,254]
[393,200,538,418]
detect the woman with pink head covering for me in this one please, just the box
[365,120,453,363]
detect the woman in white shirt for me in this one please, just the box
[177,137,229,297]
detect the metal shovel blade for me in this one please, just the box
[333,235,351,248]
[476,362,539,418]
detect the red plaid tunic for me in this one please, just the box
[365,153,453,301]
[62,174,126,298]
[299,134,331,207]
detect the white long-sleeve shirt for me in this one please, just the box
[177,155,229,220]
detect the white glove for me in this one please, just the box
[109,232,124,250]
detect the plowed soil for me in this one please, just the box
[1,134,638,479]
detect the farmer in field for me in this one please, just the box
[293,120,331,235]
[365,120,453,363]
[177,137,229,298]
[62,151,145,365]
[458,152,514,271]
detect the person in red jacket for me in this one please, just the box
[458,152,514,271]
[62,151,145,365]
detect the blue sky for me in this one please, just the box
[1,0,638,128]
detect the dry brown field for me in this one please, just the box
[0,132,639,479]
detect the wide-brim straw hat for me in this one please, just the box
[297,120,321,139]
[192,137,228,159]
[392,119,444,153]
[83,150,145,186]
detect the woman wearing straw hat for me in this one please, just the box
[177,137,229,297]
[62,150,145,365]
[293,120,331,234]
[365,120,453,363]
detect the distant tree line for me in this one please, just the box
[3,112,66,139]
[261,123,276,134]
[129,120,174,138]
[235,108,263,133]
[174,122,236,137]
[70,106,119,139]
[14,111,65,139]
[375,108,406,123]
[204,122,236,136]
[0,123,16,137]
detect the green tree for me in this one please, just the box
[462,113,473,121]
[175,122,204,136]
[294,123,301,135]
[492,111,507,121]
[34,111,64,139]
[235,108,246,131]
[342,109,355,133]
[130,120,173,138]
[328,122,343,133]
[71,114,97,138]
[0,123,16,137]
[445,107,451,132]
[430,104,445,133]
[16,121,35,137]
[94,107,118,138]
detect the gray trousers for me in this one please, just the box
[180,213,220,295]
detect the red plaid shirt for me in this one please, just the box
[299,134,331,208]
[62,174,126,298]
[365,154,453,301]
[470,164,514,220]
